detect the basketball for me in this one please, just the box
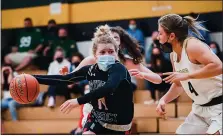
[9,74,40,104]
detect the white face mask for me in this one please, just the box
[211,48,217,54]
[97,55,115,71]
[129,24,136,30]
[84,89,90,94]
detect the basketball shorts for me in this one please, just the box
[176,103,222,134]
[82,113,131,135]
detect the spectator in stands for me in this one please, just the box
[48,28,79,61]
[40,19,59,70]
[4,17,44,71]
[43,19,58,50]
[69,52,84,72]
[47,48,71,107]
[146,31,159,64]
[68,53,87,95]
[188,12,211,44]
[1,64,20,121]
[126,19,145,48]
[144,47,172,104]
[146,31,170,64]
[209,41,223,62]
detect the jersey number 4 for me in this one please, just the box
[188,82,199,96]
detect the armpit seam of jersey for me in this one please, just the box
[37,77,74,82]
[124,78,131,85]
[37,76,85,82]
[68,76,86,81]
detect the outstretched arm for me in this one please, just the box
[139,63,162,84]
[126,59,162,84]
[33,65,91,85]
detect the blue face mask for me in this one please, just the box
[211,48,217,54]
[97,55,115,71]
[129,25,136,30]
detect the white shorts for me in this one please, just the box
[176,103,222,134]
[7,52,37,65]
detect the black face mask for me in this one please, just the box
[152,53,162,60]
[153,40,160,47]
[48,27,57,33]
[25,27,34,32]
[3,70,9,76]
[59,36,67,41]
[56,57,63,63]
[159,37,173,53]
[72,62,80,67]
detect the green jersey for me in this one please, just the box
[17,28,44,52]
[51,39,79,58]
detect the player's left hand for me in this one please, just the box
[60,99,79,114]
[128,69,145,79]
[163,72,190,83]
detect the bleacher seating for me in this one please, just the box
[134,103,176,118]
[3,120,79,134]
[177,102,191,117]
[158,118,185,133]
[3,107,81,120]
[2,103,180,134]
[134,90,152,103]
[133,118,157,133]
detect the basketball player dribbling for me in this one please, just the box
[155,14,222,134]
[33,29,134,135]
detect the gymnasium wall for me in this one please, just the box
[2,1,222,54]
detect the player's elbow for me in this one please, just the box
[153,75,162,84]
[216,63,223,75]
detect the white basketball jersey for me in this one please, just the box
[173,37,222,105]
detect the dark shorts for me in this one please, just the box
[83,114,131,135]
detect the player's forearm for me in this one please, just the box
[7,73,13,83]
[160,83,184,104]
[143,72,162,84]
[189,62,222,79]
[1,74,4,85]
[33,74,74,85]
[33,72,85,85]
[34,44,43,53]
[140,64,162,84]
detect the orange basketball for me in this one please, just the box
[9,74,40,104]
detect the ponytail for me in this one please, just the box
[183,15,209,40]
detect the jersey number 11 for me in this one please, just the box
[188,82,199,96]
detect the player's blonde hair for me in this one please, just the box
[92,25,119,55]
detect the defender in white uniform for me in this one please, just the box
[155,14,222,134]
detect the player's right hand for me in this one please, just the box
[156,99,167,118]
[60,98,79,114]
[59,66,68,75]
